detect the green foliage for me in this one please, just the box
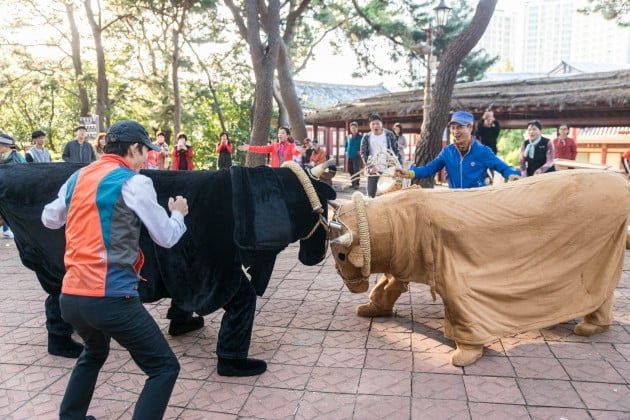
[496,129,524,167]
[180,80,253,169]
[0,0,253,167]
[578,0,630,26]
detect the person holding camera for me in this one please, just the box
[172,132,194,170]
[216,131,233,169]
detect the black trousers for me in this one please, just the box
[367,175,379,198]
[59,295,179,420]
[216,273,257,359]
[347,157,361,188]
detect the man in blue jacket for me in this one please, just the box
[396,111,520,187]
[359,111,520,326]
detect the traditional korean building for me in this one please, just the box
[303,69,630,169]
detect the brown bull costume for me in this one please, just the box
[329,170,630,366]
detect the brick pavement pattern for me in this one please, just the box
[0,174,629,419]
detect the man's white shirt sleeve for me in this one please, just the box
[41,182,69,229]
[122,174,186,249]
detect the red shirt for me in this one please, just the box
[171,145,194,170]
[216,142,233,153]
[249,141,300,168]
[552,137,577,160]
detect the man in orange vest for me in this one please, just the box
[42,120,189,420]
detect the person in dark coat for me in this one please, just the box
[475,110,501,154]
[519,120,555,177]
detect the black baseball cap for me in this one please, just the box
[106,120,160,151]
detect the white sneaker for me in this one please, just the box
[2,229,14,239]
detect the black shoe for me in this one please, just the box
[217,357,267,377]
[86,416,96,420]
[48,334,83,358]
[168,316,204,336]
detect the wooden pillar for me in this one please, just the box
[335,127,340,166]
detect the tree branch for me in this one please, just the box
[293,22,342,73]
[284,0,311,42]
[351,0,408,49]
[224,0,249,40]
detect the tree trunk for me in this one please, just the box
[414,0,497,187]
[245,0,281,167]
[84,0,109,131]
[277,41,306,140]
[186,39,227,133]
[64,3,90,117]
[273,83,289,128]
[172,28,182,134]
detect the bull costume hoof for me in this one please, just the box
[573,321,610,336]
[354,274,406,318]
[166,304,205,336]
[450,343,483,367]
[355,302,393,318]
[217,357,267,377]
[48,334,83,358]
[168,317,205,336]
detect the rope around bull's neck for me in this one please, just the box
[352,191,371,278]
[282,161,323,214]
[281,161,327,241]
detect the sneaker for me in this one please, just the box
[2,229,13,239]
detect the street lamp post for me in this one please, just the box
[422,0,452,118]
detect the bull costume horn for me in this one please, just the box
[331,232,352,247]
[328,200,341,210]
[310,159,335,179]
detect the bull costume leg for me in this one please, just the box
[166,301,205,336]
[216,273,266,377]
[356,274,407,317]
[43,276,84,358]
[574,293,613,336]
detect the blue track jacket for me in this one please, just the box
[410,140,520,189]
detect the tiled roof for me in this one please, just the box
[294,80,389,111]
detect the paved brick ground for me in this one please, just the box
[0,174,629,419]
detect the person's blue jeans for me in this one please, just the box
[2,222,10,233]
[59,295,179,420]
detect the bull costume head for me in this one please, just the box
[230,161,336,294]
[328,192,377,293]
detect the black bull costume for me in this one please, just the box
[329,170,630,366]
[0,162,335,357]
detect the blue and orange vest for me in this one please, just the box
[61,155,144,297]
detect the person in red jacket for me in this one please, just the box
[172,132,194,170]
[216,131,233,169]
[552,123,577,160]
[238,126,301,167]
